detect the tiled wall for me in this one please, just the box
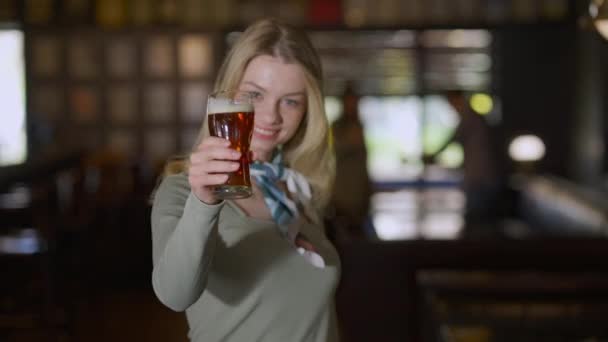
[26,29,218,166]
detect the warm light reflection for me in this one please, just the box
[0,30,27,166]
[470,93,493,115]
[509,135,546,162]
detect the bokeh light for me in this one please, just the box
[470,93,493,115]
[508,134,546,162]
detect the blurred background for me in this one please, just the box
[1,0,608,341]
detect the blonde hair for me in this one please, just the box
[164,18,335,210]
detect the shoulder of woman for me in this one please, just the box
[162,171,189,186]
[151,172,191,205]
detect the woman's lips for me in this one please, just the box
[253,126,277,139]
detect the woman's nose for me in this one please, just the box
[255,98,281,125]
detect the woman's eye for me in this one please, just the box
[248,91,263,101]
[283,98,301,108]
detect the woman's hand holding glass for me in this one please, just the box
[188,137,242,205]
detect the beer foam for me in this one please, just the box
[207,98,253,114]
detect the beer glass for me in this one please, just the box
[206,90,255,199]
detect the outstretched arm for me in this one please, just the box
[151,174,222,312]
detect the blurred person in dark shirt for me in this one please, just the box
[423,90,501,228]
[330,84,372,239]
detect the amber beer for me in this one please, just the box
[207,91,255,199]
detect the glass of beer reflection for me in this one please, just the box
[207,90,255,199]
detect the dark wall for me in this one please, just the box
[604,40,608,176]
[496,24,578,177]
[570,29,606,186]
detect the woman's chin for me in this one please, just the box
[250,148,273,162]
[251,140,276,151]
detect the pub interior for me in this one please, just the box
[1,0,607,341]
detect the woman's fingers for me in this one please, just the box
[187,136,244,204]
[190,147,240,164]
[189,160,240,175]
[189,137,241,177]
[198,136,230,148]
[188,172,229,186]
[191,137,240,162]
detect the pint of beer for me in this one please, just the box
[207,90,255,199]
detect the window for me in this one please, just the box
[316,29,495,185]
[0,29,27,166]
[315,29,495,240]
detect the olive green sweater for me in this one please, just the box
[151,173,341,342]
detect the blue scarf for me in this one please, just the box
[249,152,325,268]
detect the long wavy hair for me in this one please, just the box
[163,18,335,211]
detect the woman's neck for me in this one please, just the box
[252,150,272,163]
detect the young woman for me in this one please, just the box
[150,18,340,342]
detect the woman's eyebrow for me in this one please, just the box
[241,81,265,91]
[242,81,305,97]
[283,91,306,97]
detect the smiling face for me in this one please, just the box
[238,55,308,162]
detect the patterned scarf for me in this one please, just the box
[249,152,325,268]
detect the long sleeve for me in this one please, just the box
[150,174,223,312]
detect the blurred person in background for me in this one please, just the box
[329,83,372,239]
[150,19,340,342]
[423,90,501,229]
